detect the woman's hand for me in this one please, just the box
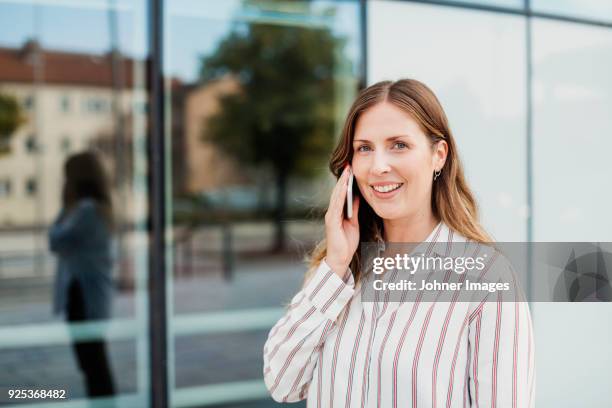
[324,164,360,279]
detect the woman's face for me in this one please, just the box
[351,101,447,221]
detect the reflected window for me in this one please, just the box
[84,97,109,114]
[0,179,10,198]
[60,136,71,153]
[60,94,70,112]
[23,95,34,110]
[25,177,37,196]
[25,135,38,153]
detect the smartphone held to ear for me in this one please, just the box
[345,173,353,219]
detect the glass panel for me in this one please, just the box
[532,20,612,242]
[531,19,612,408]
[442,0,523,8]
[531,0,612,23]
[368,0,528,241]
[165,0,361,406]
[0,0,150,406]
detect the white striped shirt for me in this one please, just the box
[263,221,536,407]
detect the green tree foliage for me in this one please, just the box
[200,3,346,250]
[0,93,24,155]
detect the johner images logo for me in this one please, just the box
[553,244,612,302]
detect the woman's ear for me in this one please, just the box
[435,140,449,169]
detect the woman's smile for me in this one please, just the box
[369,182,404,199]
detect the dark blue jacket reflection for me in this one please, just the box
[49,199,113,320]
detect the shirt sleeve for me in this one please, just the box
[466,257,536,407]
[263,259,355,402]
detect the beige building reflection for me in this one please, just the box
[180,77,247,193]
[0,41,276,283]
[0,41,146,285]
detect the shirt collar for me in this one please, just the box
[376,220,449,257]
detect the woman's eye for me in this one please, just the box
[393,142,407,149]
[356,145,371,152]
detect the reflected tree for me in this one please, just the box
[199,2,344,251]
[0,93,24,156]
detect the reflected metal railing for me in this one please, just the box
[0,251,55,279]
[0,308,284,407]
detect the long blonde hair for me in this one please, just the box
[303,79,492,288]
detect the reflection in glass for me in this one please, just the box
[49,151,116,398]
[167,0,360,406]
[531,0,612,23]
[532,19,612,241]
[0,0,149,405]
[441,0,522,8]
[530,21,612,407]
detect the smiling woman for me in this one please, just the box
[310,79,493,285]
[263,79,535,407]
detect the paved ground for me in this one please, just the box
[0,252,311,407]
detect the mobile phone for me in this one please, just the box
[346,173,353,219]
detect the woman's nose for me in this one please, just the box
[371,151,391,175]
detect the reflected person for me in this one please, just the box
[49,151,116,397]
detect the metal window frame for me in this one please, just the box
[390,0,612,28]
[149,0,168,407]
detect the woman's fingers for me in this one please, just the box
[335,167,350,214]
[325,165,359,273]
[327,165,350,222]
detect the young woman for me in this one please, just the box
[263,79,535,407]
[49,151,116,397]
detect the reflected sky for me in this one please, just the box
[1,0,610,83]
[166,0,360,82]
[0,0,144,56]
[0,0,360,83]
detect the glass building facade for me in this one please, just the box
[0,0,610,407]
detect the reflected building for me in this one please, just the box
[182,77,247,194]
[0,40,140,227]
